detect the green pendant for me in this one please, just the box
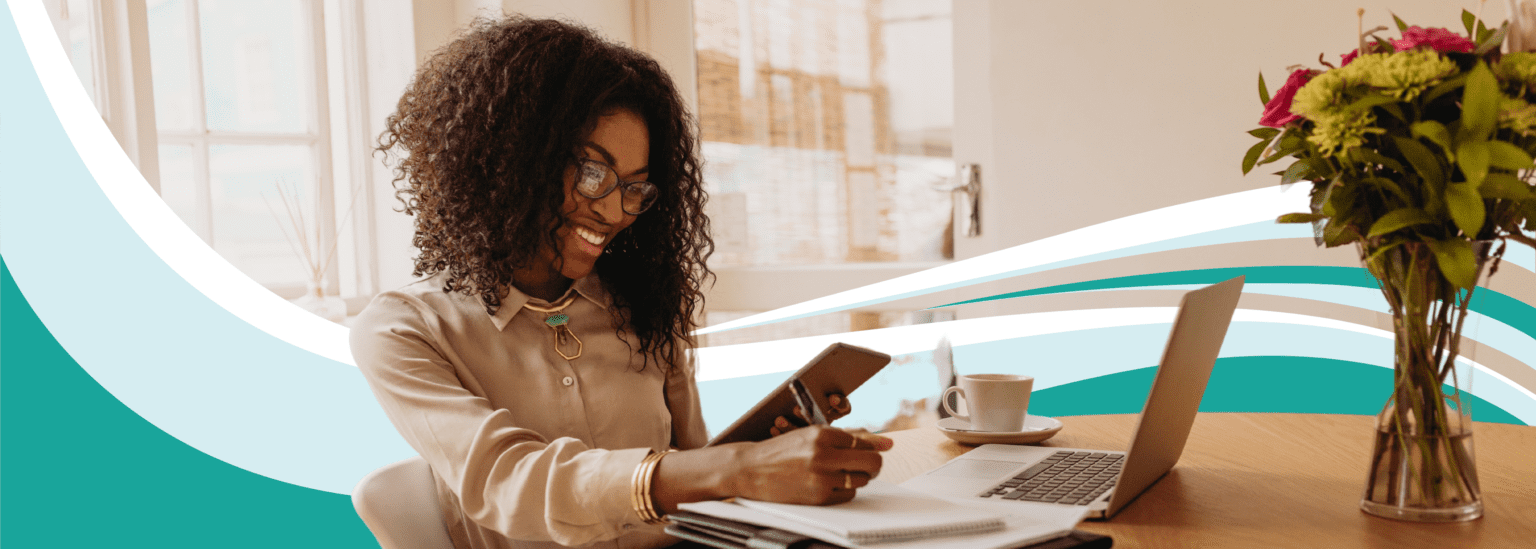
[545,313,569,327]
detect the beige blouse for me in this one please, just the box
[350,273,708,549]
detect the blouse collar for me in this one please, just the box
[487,275,611,332]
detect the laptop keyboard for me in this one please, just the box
[977,451,1123,506]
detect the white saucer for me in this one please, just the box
[936,415,1063,445]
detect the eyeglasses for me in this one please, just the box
[574,157,659,215]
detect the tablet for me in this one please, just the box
[706,343,891,446]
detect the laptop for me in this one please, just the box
[899,275,1246,520]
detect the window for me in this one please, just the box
[147,0,338,296]
[51,0,103,108]
[693,0,956,344]
[694,0,954,267]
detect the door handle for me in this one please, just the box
[938,164,981,237]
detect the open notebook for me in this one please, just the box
[679,481,1085,548]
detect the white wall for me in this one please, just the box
[946,0,1532,315]
[954,0,1492,257]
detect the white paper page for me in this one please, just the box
[679,498,1078,549]
[734,481,1005,541]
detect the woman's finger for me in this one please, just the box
[828,393,851,415]
[847,431,894,452]
[834,470,873,490]
[812,426,892,453]
[769,415,794,437]
[822,486,857,504]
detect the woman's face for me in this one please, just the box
[545,108,649,283]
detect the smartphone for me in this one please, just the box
[706,342,891,446]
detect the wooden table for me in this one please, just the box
[875,413,1536,548]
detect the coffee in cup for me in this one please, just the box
[942,374,1034,432]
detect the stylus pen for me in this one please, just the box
[789,378,829,426]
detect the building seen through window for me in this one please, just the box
[695,0,956,344]
[694,0,954,268]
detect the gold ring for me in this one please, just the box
[845,472,853,490]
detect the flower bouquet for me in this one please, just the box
[1242,9,1536,522]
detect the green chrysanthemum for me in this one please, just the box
[1495,52,1536,88]
[1291,70,1352,119]
[1307,108,1380,156]
[1499,95,1536,135]
[1346,50,1457,100]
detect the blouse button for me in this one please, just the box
[562,376,574,386]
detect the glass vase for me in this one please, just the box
[291,279,347,324]
[1357,241,1486,522]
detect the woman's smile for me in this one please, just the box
[574,226,605,246]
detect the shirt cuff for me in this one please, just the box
[590,446,654,532]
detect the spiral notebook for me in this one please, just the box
[679,481,1083,548]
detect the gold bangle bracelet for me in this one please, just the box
[631,449,674,525]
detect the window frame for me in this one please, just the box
[148,0,341,300]
[677,0,956,314]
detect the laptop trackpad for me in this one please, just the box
[927,459,1025,479]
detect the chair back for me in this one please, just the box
[353,456,455,549]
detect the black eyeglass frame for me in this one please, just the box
[573,157,658,215]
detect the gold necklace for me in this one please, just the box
[523,293,583,360]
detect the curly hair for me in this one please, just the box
[375,16,712,370]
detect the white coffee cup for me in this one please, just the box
[942,374,1034,432]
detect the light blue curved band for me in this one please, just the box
[2,0,412,495]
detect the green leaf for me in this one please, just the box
[1456,140,1491,187]
[1486,141,1534,170]
[1378,103,1407,122]
[1368,208,1435,237]
[1258,140,1305,165]
[1394,136,1445,186]
[1258,72,1270,106]
[1393,13,1409,32]
[1281,159,1313,185]
[1364,239,1407,267]
[1424,73,1469,105]
[1463,9,1476,37]
[1323,179,1356,218]
[1322,219,1361,247]
[1459,63,1499,143]
[1479,173,1534,199]
[1277,212,1327,224]
[1242,138,1271,175]
[1427,239,1479,289]
[1362,176,1411,203]
[1248,128,1280,139]
[1357,149,1408,175]
[1476,22,1510,55]
[1410,121,1453,154]
[1445,182,1486,236]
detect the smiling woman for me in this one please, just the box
[511,109,650,302]
[353,15,889,549]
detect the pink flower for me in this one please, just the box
[1259,69,1315,128]
[1392,26,1475,53]
[1341,49,1359,66]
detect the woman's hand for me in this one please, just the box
[729,425,892,505]
[769,393,853,436]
